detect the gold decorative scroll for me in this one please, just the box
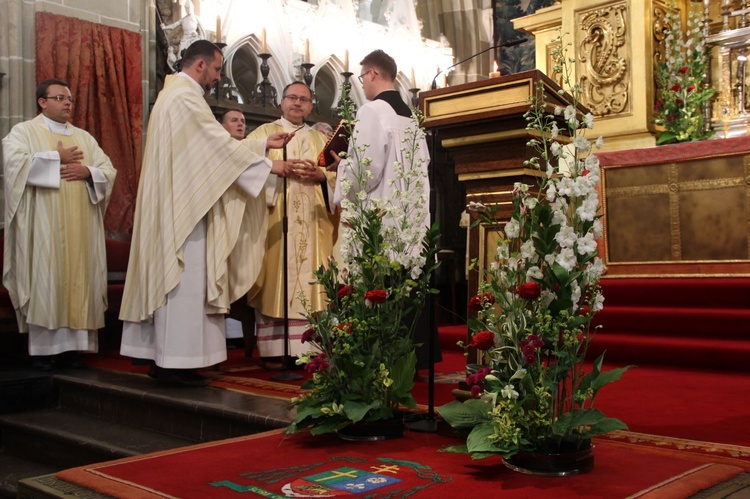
[577,2,630,117]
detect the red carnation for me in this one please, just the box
[678,66,689,74]
[655,100,664,111]
[687,85,696,92]
[469,331,495,350]
[470,385,482,397]
[364,289,387,304]
[670,84,681,92]
[301,328,317,343]
[337,284,354,300]
[515,282,541,300]
[468,293,495,311]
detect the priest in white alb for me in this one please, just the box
[119,40,290,386]
[2,78,117,369]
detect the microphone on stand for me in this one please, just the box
[430,38,528,90]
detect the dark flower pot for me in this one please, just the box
[336,416,405,441]
[503,440,594,476]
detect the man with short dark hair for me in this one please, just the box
[246,81,336,369]
[330,49,440,370]
[119,40,290,386]
[3,78,117,369]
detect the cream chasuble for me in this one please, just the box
[247,119,335,357]
[119,73,271,369]
[2,114,116,355]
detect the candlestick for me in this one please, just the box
[305,39,310,64]
[216,16,221,44]
[261,28,267,53]
[344,50,349,72]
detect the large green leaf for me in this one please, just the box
[466,422,502,455]
[344,400,379,423]
[437,399,491,429]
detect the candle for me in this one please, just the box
[344,49,349,72]
[261,28,267,53]
[305,39,310,63]
[410,68,416,88]
[216,16,221,44]
[489,60,501,78]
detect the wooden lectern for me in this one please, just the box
[419,70,580,344]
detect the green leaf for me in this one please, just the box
[343,400,379,423]
[437,399,491,429]
[310,418,343,435]
[466,422,501,454]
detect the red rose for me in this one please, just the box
[364,289,387,304]
[687,85,695,92]
[675,98,684,105]
[655,100,664,110]
[334,322,352,334]
[337,284,354,300]
[470,385,482,397]
[468,293,495,311]
[469,330,495,350]
[670,84,681,92]
[667,115,675,123]
[515,282,541,300]
[678,66,689,74]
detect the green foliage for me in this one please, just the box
[286,84,440,435]
[439,33,631,459]
[653,1,715,144]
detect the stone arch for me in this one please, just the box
[224,34,285,106]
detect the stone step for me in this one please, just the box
[0,453,58,499]
[0,367,294,498]
[0,408,196,470]
[0,368,57,415]
[54,369,293,440]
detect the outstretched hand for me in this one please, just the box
[266,132,294,150]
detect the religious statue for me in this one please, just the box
[161,0,206,71]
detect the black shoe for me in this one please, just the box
[31,356,53,371]
[54,351,84,369]
[149,367,211,387]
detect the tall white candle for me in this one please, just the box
[344,50,349,72]
[305,39,310,63]
[261,28,267,53]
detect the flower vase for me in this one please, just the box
[336,416,405,442]
[503,440,594,476]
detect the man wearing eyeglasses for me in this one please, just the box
[329,49,440,370]
[119,40,291,386]
[2,78,117,370]
[246,81,337,370]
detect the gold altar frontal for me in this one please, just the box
[597,136,750,277]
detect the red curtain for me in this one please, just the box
[35,12,142,234]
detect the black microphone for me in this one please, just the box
[430,38,528,90]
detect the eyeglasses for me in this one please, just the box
[357,69,377,83]
[283,95,312,104]
[44,95,75,103]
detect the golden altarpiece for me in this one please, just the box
[421,0,750,316]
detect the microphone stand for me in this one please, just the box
[406,127,439,434]
[271,141,302,382]
[430,38,527,90]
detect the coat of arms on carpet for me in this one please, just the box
[210,455,452,497]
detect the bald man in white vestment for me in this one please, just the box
[2,78,117,370]
[119,40,290,386]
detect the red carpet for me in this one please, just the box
[56,426,750,499]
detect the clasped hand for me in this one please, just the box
[57,141,90,181]
[289,158,324,183]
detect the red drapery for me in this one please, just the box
[35,12,142,234]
